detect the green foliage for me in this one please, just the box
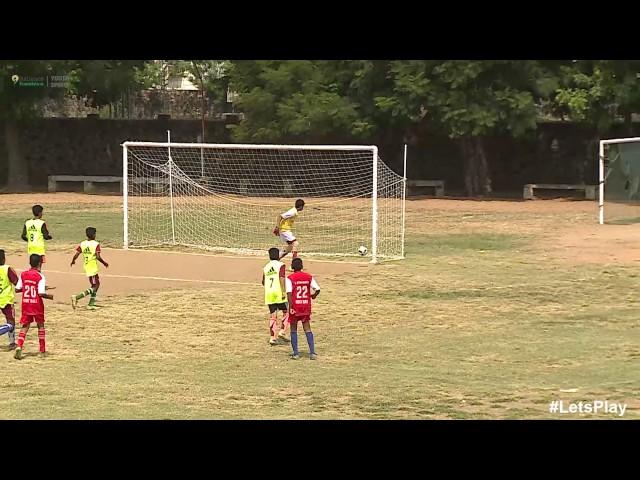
[0,60,71,119]
[66,60,146,107]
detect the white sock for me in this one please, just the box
[8,330,15,344]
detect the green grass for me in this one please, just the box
[0,196,637,419]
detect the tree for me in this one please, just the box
[66,60,147,113]
[553,60,640,134]
[227,61,376,143]
[0,60,70,190]
[377,61,554,196]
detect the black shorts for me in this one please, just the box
[268,303,287,313]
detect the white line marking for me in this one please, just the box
[15,269,257,286]
[104,247,369,265]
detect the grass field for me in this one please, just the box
[0,194,638,419]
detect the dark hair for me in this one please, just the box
[32,205,44,217]
[291,257,303,271]
[295,199,305,209]
[268,247,280,260]
[0,250,5,265]
[29,254,42,268]
[86,227,97,238]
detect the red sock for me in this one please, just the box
[292,251,298,258]
[38,329,46,353]
[269,317,276,337]
[17,331,26,348]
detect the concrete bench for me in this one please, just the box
[523,183,596,200]
[48,175,123,194]
[407,179,445,197]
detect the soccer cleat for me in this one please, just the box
[14,347,23,360]
[87,304,97,311]
[309,353,318,360]
[269,339,278,346]
[7,343,16,351]
[71,295,78,310]
[39,351,47,358]
[290,353,300,360]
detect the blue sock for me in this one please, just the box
[291,332,298,355]
[0,324,14,336]
[305,331,315,354]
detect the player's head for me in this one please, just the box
[32,204,44,218]
[86,227,97,240]
[268,247,280,260]
[0,250,5,266]
[29,254,42,269]
[291,257,303,271]
[295,199,305,211]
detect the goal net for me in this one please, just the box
[600,137,640,224]
[122,141,406,262]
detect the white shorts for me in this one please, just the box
[280,231,297,244]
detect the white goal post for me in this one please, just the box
[122,138,406,263]
[599,136,640,225]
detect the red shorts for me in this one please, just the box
[89,274,100,287]
[20,313,45,325]
[289,314,311,324]
[1,305,15,322]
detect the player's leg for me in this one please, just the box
[72,277,94,309]
[302,319,316,360]
[14,316,31,360]
[0,305,17,349]
[290,240,300,259]
[88,275,100,309]
[277,304,290,342]
[36,321,46,355]
[279,232,296,260]
[289,317,300,359]
[268,304,279,346]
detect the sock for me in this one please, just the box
[292,251,298,259]
[88,292,97,306]
[0,324,13,336]
[17,331,26,349]
[269,316,276,337]
[75,288,93,300]
[305,331,315,354]
[8,327,15,345]
[291,332,298,355]
[38,329,46,353]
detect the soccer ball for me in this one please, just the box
[358,245,368,256]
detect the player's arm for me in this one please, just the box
[286,277,294,314]
[311,277,320,299]
[70,246,81,266]
[21,224,27,242]
[279,265,286,302]
[96,245,109,268]
[41,222,52,240]
[38,276,53,301]
[7,267,19,286]
[14,277,22,293]
[273,214,283,235]
[261,273,265,286]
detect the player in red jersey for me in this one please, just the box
[286,257,320,360]
[14,254,53,360]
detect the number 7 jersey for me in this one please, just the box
[286,271,320,316]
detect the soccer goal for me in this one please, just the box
[122,137,406,262]
[599,137,640,224]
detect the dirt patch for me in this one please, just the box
[6,248,369,307]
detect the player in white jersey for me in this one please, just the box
[273,199,304,260]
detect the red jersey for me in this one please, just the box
[287,271,317,316]
[18,268,46,316]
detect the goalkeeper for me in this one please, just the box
[273,199,304,260]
